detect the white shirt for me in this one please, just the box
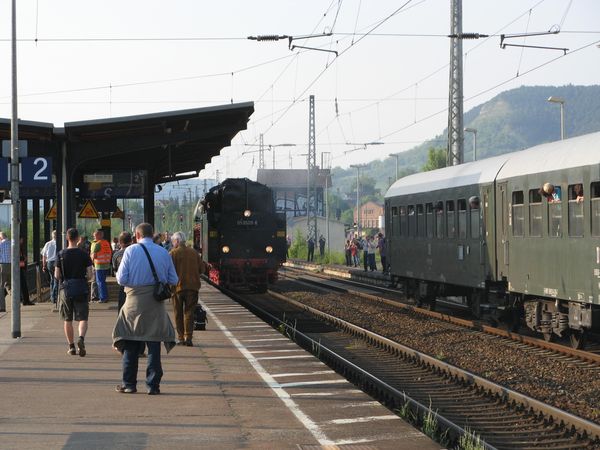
[41,239,57,262]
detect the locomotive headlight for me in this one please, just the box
[243,209,252,217]
[222,245,230,254]
[265,245,273,253]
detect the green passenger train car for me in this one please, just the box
[384,132,600,348]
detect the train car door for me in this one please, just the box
[496,182,509,279]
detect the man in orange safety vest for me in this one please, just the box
[90,229,112,303]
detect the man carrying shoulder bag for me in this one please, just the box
[55,228,93,357]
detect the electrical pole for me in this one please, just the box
[306,95,317,244]
[10,0,21,338]
[447,0,464,166]
[350,164,365,237]
[258,133,265,169]
[322,152,331,255]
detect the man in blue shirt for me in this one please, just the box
[113,223,178,395]
[0,232,11,312]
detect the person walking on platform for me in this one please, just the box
[55,228,93,357]
[367,235,377,271]
[169,231,203,346]
[41,230,58,310]
[90,229,112,303]
[344,240,352,266]
[20,237,34,305]
[112,231,133,313]
[113,223,178,395]
[0,232,10,312]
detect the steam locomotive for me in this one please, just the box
[195,178,286,292]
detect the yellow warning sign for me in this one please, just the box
[100,218,111,227]
[45,202,57,221]
[78,200,100,219]
[112,206,124,219]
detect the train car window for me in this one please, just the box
[426,203,434,238]
[529,189,542,237]
[446,200,456,238]
[435,201,444,239]
[416,204,425,237]
[512,191,524,237]
[592,182,600,237]
[408,205,416,237]
[457,199,467,239]
[568,184,584,237]
[391,206,398,237]
[399,206,407,237]
[470,198,480,239]
[549,201,562,238]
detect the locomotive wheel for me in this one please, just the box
[569,330,586,350]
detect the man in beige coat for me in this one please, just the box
[170,231,203,347]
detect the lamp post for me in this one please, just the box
[547,96,565,140]
[350,164,366,237]
[389,153,401,180]
[464,128,477,161]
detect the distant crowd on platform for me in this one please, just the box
[344,232,387,274]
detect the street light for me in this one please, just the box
[389,153,401,180]
[547,96,565,140]
[464,128,477,161]
[350,164,366,237]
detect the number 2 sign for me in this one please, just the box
[0,157,53,187]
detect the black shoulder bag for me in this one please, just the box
[139,244,172,302]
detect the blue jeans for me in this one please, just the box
[121,341,162,391]
[47,261,58,303]
[95,268,108,301]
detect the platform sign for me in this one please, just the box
[0,157,53,187]
[45,202,57,221]
[80,169,146,199]
[78,200,100,219]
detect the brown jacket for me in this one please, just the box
[170,245,203,293]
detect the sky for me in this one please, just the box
[0,0,599,182]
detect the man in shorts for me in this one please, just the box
[55,228,93,356]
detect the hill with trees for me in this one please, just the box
[330,84,600,223]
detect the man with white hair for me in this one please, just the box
[41,230,58,310]
[169,231,203,346]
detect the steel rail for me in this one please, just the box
[267,289,600,442]
[283,262,600,365]
[207,279,495,449]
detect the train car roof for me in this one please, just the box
[385,131,600,199]
[495,131,600,181]
[385,154,510,198]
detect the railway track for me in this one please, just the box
[210,279,600,449]
[281,262,600,366]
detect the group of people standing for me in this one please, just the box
[344,232,387,273]
[42,223,203,396]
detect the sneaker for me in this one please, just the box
[67,346,76,356]
[184,340,193,347]
[176,339,184,346]
[115,385,137,394]
[77,338,86,357]
[147,387,161,395]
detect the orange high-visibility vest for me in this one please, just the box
[92,239,112,265]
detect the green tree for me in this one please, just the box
[422,147,447,172]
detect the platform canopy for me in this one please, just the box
[63,102,254,184]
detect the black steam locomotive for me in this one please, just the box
[195,178,286,291]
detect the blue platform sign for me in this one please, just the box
[0,157,53,188]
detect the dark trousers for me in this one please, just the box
[20,267,30,304]
[307,246,314,262]
[381,256,387,273]
[173,290,198,341]
[121,341,162,391]
[46,261,58,303]
[345,250,352,266]
[117,286,126,313]
[368,253,377,271]
[363,251,368,271]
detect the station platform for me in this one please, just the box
[0,284,439,450]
